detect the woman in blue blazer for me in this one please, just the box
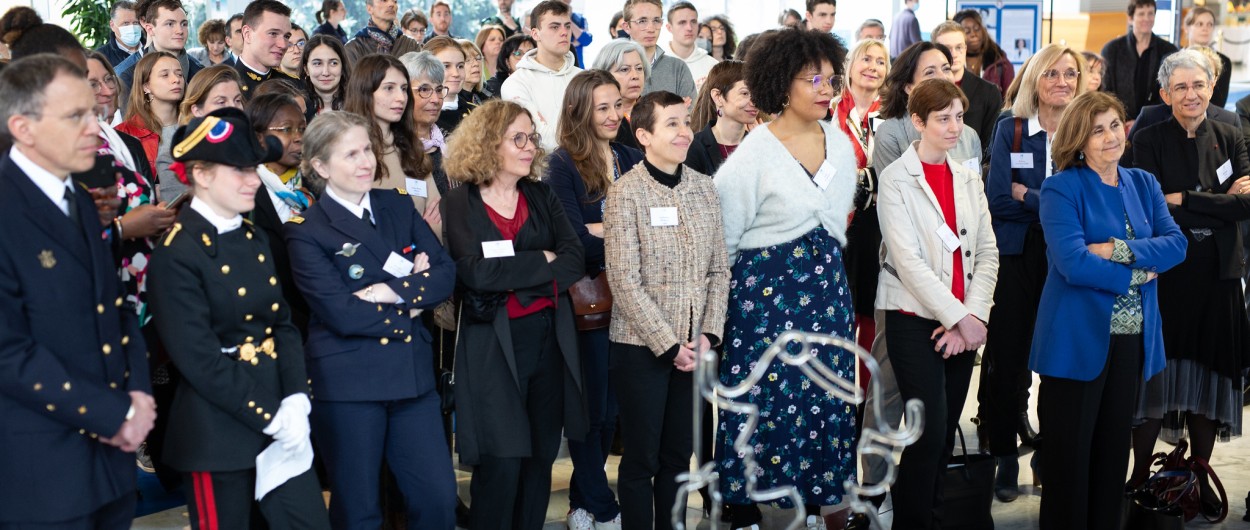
[1031,92,1186,530]
[284,111,458,529]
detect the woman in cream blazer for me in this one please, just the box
[874,79,999,529]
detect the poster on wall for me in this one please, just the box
[956,0,1043,66]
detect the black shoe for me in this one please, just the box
[994,456,1020,502]
[971,416,991,454]
[455,497,470,528]
[1017,413,1038,447]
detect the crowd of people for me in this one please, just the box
[0,0,1246,529]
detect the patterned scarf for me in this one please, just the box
[354,19,401,55]
[835,88,880,169]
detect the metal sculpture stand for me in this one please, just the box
[672,330,925,530]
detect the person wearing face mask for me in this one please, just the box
[115,0,203,106]
[1100,0,1179,129]
[545,70,644,530]
[982,44,1088,501]
[713,29,865,530]
[1129,49,1250,522]
[603,90,728,530]
[98,1,145,67]
[344,0,422,69]
[1031,90,1185,530]
[665,2,717,91]
[148,108,330,530]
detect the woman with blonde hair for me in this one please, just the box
[982,43,1086,500]
[1185,6,1231,106]
[177,65,245,124]
[458,38,487,103]
[475,25,507,80]
[442,99,587,530]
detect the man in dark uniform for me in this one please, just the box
[235,0,299,98]
[0,54,156,529]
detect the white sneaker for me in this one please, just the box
[593,513,622,530]
[567,508,594,530]
[805,514,827,530]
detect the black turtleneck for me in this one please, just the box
[643,159,681,188]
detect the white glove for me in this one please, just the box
[261,394,311,452]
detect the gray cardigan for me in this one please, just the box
[872,116,982,173]
[642,47,697,100]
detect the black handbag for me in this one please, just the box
[935,426,996,530]
[462,289,505,323]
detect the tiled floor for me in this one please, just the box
[132,362,1250,529]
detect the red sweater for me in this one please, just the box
[484,191,555,318]
[921,160,964,302]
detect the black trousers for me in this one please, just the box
[0,493,134,530]
[1038,334,1141,530]
[468,310,564,530]
[183,467,329,530]
[885,311,976,530]
[980,225,1047,456]
[610,342,693,530]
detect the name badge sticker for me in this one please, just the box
[650,207,679,227]
[1217,159,1234,185]
[813,161,837,190]
[936,224,962,253]
[481,240,516,258]
[383,252,412,278]
[405,178,428,197]
[1010,153,1034,169]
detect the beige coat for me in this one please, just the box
[604,163,730,355]
[875,142,999,328]
[374,147,442,239]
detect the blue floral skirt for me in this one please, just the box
[716,226,858,508]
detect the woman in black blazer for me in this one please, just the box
[442,100,587,530]
[284,111,459,528]
[686,60,756,176]
[148,108,329,530]
[1130,51,1250,516]
[544,70,642,528]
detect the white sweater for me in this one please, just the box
[500,50,581,152]
[713,121,859,262]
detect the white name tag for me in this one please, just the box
[405,177,428,197]
[936,224,962,253]
[481,240,515,258]
[1217,159,1234,185]
[963,157,981,173]
[650,207,679,226]
[383,252,412,278]
[812,161,837,190]
[1010,152,1033,169]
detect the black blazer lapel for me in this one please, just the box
[1194,120,1226,191]
[5,160,92,271]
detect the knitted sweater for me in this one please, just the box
[713,120,858,262]
[642,46,697,100]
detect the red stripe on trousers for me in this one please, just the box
[193,472,219,530]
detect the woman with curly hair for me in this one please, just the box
[712,28,864,529]
[441,99,587,530]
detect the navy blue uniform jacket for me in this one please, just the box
[284,189,454,402]
[0,155,152,523]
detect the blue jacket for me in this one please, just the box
[1030,166,1186,381]
[0,155,151,522]
[986,115,1048,255]
[544,143,643,275]
[283,189,454,402]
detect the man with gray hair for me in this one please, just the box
[96,1,143,66]
[0,53,156,529]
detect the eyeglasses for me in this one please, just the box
[89,75,118,92]
[795,74,842,91]
[510,131,541,149]
[630,17,663,27]
[291,39,307,49]
[708,25,726,34]
[1041,69,1080,82]
[1170,81,1209,95]
[268,125,306,135]
[512,49,529,57]
[413,84,450,99]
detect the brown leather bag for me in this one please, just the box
[568,272,612,331]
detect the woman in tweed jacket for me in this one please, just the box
[603,91,729,529]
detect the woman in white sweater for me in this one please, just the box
[712,29,864,530]
[874,78,998,528]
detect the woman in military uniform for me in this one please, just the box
[147,108,330,530]
[284,110,458,529]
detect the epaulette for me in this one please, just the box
[287,215,306,224]
[162,223,183,247]
[396,187,408,195]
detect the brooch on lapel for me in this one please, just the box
[348,264,365,279]
[337,242,361,257]
[38,250,55,269]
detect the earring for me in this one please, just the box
[716,107,723,117]
[144,91,152,103]
[1078,151,1085,160]
[782,98,790,109]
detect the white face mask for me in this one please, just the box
[695,38,711,53]
[119,25,143,48]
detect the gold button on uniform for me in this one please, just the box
[271,303,280,312]
[269,277,277,286]
[264,413,272,420]
[258,254,266,263]
[115,297,123,307]
[256,407,264,414]
[248,401,256,407]
[109,382,118,389]
[102,344,111,355]
[46,404,55,411]
[33,382,42,391]
[380,338,389,345]
[245,314,254,321]
[62,382,71,391]
[221,265,231,274]
[96,304,105,314]
[78,405,87,415]
[121,335,129,345]
[238,287,247,296]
